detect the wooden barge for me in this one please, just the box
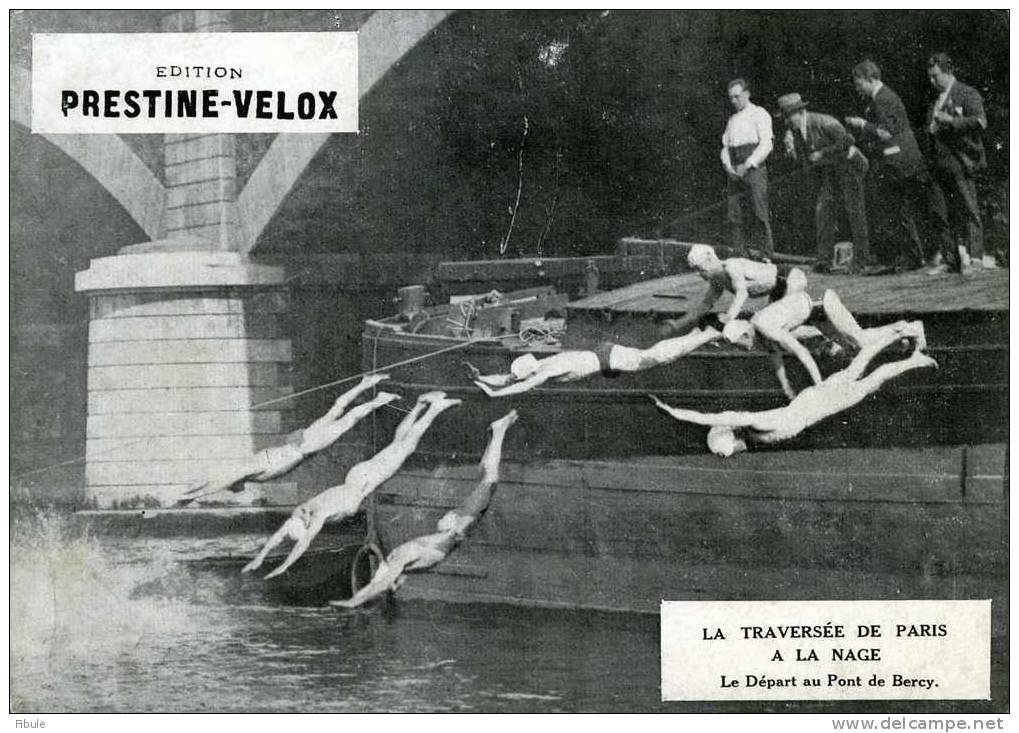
[361,244,1008,626]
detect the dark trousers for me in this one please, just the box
[814,162,871,267]
[726,166,774,256]
[929,162,984,260]
[872,167,927,267]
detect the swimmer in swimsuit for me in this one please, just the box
[468,326,721,397]
[722,287,927,399]
[243,391,461,578]
[331,409,519,609]
[660,244,806,337]
[650,325,936,457]
[178,374,396,505]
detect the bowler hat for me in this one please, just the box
[777,92,808,116]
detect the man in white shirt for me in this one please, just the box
[721,78,774,257]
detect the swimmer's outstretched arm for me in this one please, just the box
[465,362,517,388]
[722,270,751,325]
[331,557,410,608]
[448,409,518,525]
[242,517,302,574]
[297,391,399,455]
[474,371,549,397]
[308,373,390,431]
[649,394,760,428]
[264,514,327,579]
[768,351,798,402]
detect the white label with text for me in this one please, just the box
[661,600,990,701]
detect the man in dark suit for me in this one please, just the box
[924,52,990,274]
[778,93,879,275]
[845,60,943,271]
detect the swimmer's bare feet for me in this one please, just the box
[490,409,519,432]
[417,390,448,404]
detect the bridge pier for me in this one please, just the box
[75,249,297,508]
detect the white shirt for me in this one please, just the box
[930,79,955,134]
[720,102,774,169]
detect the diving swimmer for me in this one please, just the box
[243,391,461,578]
[660,244,805,337]
[650,323,936,457]
[179,374,394,504]
[468,326,721,397]
[331,409,519,609]
[722,286,927,399]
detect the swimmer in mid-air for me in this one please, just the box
[650,324,936,457]
[244,391,461,578]
[721,284,926,399]
[331,409,519,609]
[178,374,395,505]
[467,326,721,397]
[660,244,806,337]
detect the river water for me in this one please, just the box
[10,511,666,713]
[10,511,1008,714]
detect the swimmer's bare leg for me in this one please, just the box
[756,321,824,385]
[854,347,938,395]
[619,327,722,371]
[242,517,302,574]
[820,290,868,347]
[830,325,915,384]
[306,373,391,434]
[264,514,327,578]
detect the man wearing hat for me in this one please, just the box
[778,92,878,275]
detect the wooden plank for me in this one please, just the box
[437,255,660,282]
[87,411,284,438]
[381,445,1005,506]
[397,547,1008,636]
[88,338,292,366]
[270,253,445,289]
[89,314,281,342]
[569,269,1009,316]
[616,237,815,267]
[86,480,298,509]
[89,363,281,390]
[88,386,293,414]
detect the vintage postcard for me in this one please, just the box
[9,8,1009,718]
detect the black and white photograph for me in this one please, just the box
[8,8,1010,717]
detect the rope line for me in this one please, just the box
[12,332,517,482]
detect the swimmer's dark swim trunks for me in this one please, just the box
[594,341,621,378]
[768,272,788,303]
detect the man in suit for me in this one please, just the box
[720,78,774,257]
[778,93,879,275]
[924,52,991,273]
[845,60,946,271]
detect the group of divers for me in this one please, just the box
[179,243,936,607]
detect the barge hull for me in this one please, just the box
[374,443,1007,633]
